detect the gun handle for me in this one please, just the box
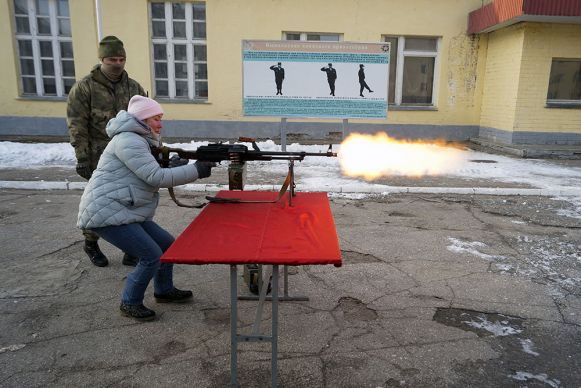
[238,136,260,151]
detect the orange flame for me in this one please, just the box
[339,133,466,180]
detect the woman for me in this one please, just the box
[77,95,214,321]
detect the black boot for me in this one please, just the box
[122,253,139,267]
[84,240,108,267]
[154,288,193,303]
[120,303,156,321]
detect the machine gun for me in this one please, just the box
[152,137,337,207]
[154,137,336,164]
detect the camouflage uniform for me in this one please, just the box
[67,64,145,241]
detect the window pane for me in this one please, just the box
[175,80,188,96]
[63,77,75,94]
[402,56,434,104]
[22,77,37,94]
[174,62,187,79]
[36,0,49,15]
[153,44,166,59]
[57,0,69,16]
[60,41,73,58]
[20,58,35,75]
[153,62,166,78]
[16,16,30,34]
[156,80,168,97]
[547,60,581,101]
[39,41,52,57]
[172,3,185,19]
[18,40,33,57]
[174,44,187,61]
[151,2,164,18]
[286,33,300,41]
[193,22,206,39]
[42,59,54,76]
[405,37,437,51]
[307,34,339,42]
[14,0,28,14]
[193,2,205,19]
[152,21,165,38]
[195,81,208,98]
[193,45,206,61]
[43,77,56,94]
[62,60,74,76]
[59,19,71,36]
[195,63,207,79]
[37,17,51,34]
[173,21,186,38]
[385,37,398,104]
[319,34,340,42]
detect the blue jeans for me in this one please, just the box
[92,221,175,305]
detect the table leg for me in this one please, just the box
[272,265,279,388]
[230,265,238,388]
[252,265,273,335]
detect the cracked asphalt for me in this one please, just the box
[1,181,580,386]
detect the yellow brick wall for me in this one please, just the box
[479,24,525,132]
[0,0,485,130]
[515,23,581,133]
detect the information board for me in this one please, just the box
[242,40,390,119]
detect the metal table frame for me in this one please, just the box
[230,264,280,388]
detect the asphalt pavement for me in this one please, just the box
[0,165,580,387]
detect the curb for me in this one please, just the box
[1,180,581,197]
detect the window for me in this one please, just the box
[547,59,581,106]
[284,32,341,41]
[13,0,75,97]
[383,36,440,107]
[150,1,207,100]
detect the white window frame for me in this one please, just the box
[13,0,74,97]
[283,32,343,41]
[384,35,441,107]
[150,1,208,100]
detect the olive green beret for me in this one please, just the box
[98,35,126,58]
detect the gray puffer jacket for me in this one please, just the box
[77,111,199,229]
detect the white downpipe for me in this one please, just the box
[95,0,102,41]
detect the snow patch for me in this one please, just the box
[462,316,522,336]
[509,371,561,388]
[519,339,540,356]
[0,344,26,353]
[447,238,505,261]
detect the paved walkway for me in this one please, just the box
[1,154,580,387]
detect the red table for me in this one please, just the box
[161,191,341,387]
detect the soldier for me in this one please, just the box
[269,62,285,95]
[67,35,146,268]
[321,63,337,96]
[358,64,373,97]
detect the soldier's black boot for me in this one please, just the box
[122,253,139,267]
[84,240,109,267]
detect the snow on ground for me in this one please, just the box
[509,372,561,388]
[519,339,540,356]
[446,238,506,261]
[462,316,523,336]
[1,140,581,209]
[2,140,581,189]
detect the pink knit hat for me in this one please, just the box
[128,95,164,121]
